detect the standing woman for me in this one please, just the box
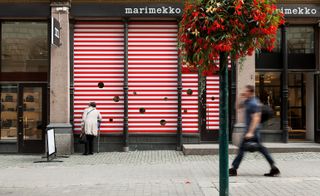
[81,102,102,155]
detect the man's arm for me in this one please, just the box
[245,112,261,139]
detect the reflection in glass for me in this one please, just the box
[272,29,281,53]
[288,73,306,130]
[0,85,18,140]
[23,87,42,140]
[255,72,281,130]
[287,27,314,54]
[1,22,49,73]
[261,29,281,53]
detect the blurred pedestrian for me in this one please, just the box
[229,85,280,177]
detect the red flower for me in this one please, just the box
[179,0,284,72]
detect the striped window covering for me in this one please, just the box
[181,73,199,133]
[205,57,232,131]
[127,21,179,134]
[73,21,230,136]
[73,22,124,134]
[206,75,220,130]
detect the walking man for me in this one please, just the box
[229,85,280,177]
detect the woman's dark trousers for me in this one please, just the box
[84,135,94,154]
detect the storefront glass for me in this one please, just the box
[255,72,281,130]
[287,27,314,54]
[256,26,315,69]
[271,29,281,53]
[0,22,48,149]
[1,22,48,73]
[256,72,308,139]
[0,85,18,140]
[288,73,306,140]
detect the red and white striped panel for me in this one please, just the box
[181,73,198,133]
[206,58,232,130]
[206,75,220,130]
[73,22,124,134]
[128,21,178,133]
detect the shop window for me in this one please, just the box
[256,26,316,69]
[287,26,315,69]
[270,29,281,53]
[0,85,18,141]
[288,73,306,140]
[255,72,281,130]
[256,29,281,69]
[287,27,314,54]
[1,22,49,78]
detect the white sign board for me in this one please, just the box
[47,129,56,156]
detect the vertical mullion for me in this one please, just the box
[177,34,182,150]
[282,25,289,143]
[123,19,129,151]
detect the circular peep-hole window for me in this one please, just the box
[184,109,188,113]
[139,108,145,114]
[211,96,215,101]
[160,119,166,126]
[133,91,137,95]
[109,118,113,122]
[98,82,104,88]
[187,89,193,95]
[164,97,168,101]
[113,96,120,102]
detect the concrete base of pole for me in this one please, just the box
[123,146,129,152]
[232,123,246,147]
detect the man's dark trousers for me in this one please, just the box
[232,133,274,169]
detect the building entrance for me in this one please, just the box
[0,83,47,153]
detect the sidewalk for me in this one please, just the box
[0,151,320,196]
[183,142,320,155]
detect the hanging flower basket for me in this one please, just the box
[179,0,285,74]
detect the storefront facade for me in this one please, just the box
[253,2,320,143]
[69,1,227,152]
[0,2,51,153]
[0,0,319,154]
[0,0,227,154]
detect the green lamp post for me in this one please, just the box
[178,1,284,195]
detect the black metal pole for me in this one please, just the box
[123,19,129,151]
[281,25,289,143]
[199,74,206,141]
[177,43,183,150]
[219,52,229,196]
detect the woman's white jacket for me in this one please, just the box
[81,107,102,136]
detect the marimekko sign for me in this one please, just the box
[278,4,320,17]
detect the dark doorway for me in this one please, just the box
[17,84,47,153]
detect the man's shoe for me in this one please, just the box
[89,152,94,155]
[229,168,237,176]
[264,167,280,177]
[83,153,89,155]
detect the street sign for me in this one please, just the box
[51,17,61,47]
